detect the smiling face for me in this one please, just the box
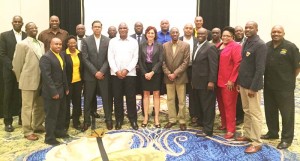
[49,16,60,30]
[118,23,129,39]
[67,38,77,51]
[170,27,179,42]
[50,38,62,53]
[92,22,102,37]
[134,22,143,35]
[183,23,193,37]
[221,30,234,45]
[146,29,155,42]
[25,22,38,38]
[271,25,285,43]
[12,16,23,32]
[244,21,258,38]
[197,28,207,43]
[76,24,86,37]
[194,16,203,29]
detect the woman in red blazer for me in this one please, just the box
[216,27,242,139]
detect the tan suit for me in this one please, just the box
[13,37,45,136]
[162,40,190,124]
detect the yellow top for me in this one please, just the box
[66,48,81,83]
[51,49,63,70]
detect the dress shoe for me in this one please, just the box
[130,121,139,130]
[106,122,113,130]
[189,122,201,127]
[56,133,70,138]
[179,124,187,131]
[141,122,148,128]
[164,122,176,129]
[155,124,161,128]
[261,133,279,140]
[45,139,60,146]
[24,134,39,141]
[191,117,198,123]
[4,125,14,132]
[244,145,262,153]
[196,131,212,137]
[224,132,234,139]
[91,112,100,118]
[81,124,90,132]
[236,136,252,142]
[277,142,291,149]
[115,122,122,130]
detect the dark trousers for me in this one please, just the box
[236,93,244,121]
[84,78,112,125]
[44,96,66,142]
[65,81,82,128]
[112,76,137,123]
[264,88,295,143]
[192,88,216,134]
[2,68,21,125]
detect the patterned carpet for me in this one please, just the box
[1,78,300,161]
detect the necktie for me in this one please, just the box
[137,35,141,44]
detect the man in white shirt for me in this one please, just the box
[108,22,139,130]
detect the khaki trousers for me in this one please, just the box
[239,86,263,146]
[166,83,186,124]
[22,90,44,136]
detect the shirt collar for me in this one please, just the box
[66,48,80,55]
[13,29,22,35]
[50,49,59,55]
[198,40,207,46]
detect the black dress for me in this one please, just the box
[141,63,161,91]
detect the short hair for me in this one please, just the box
[222,26,235,36]
[144,26,158,41]
[92,20,102,27]
[65,35,77,46]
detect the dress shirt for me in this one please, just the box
[31,37,43,59]
[183,37,194,65]
[13,29,22,43]
[38,28,69,51]
[157,31,171,44]
[193,40,207,60]
[77,35,86,51]
[51,49,63,70]
[146,43,154,63]
[94,35,101,52]
[108,36,139,76]
[66,48,81,83]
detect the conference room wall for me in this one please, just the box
[0,0,49,34]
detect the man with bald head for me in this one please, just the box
[38,15,69,51]
[40,37,69,145]
[193,16,212,41]
[261,25,300,149]
[179,23,198,125]
[107,26,117,39]
[75,24,86,51]
[162,27,190,131]
[157,19,171,44]
[236,21,267,153]
[234,26,246,45]
[192,28,218,137]
[108,22,139,130]
[13,22,45,140]
[0,15,26,132]
[209,27,222,46]
[131,21,146,44]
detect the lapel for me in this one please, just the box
[26,38,42,60]
[171,41,181,59]
[142,42,158,58]
[194,41,208,61]
[90,35,99,53]
[9,30,17,45]
[50,50,63,71]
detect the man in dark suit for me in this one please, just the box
[81,20,113,131]
[192,28,218,137]
[40,38,69,145]
[0,15,26,132]
[179,23,198,126]
[75,24,87,51]
[236,21,267,153]
[130,21,146,45]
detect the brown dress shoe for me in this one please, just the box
[244,145,262,153]
[24,134,39,141]
[179,124,187,131]
[106,122,113,130]
[164,122,176,129]
[235,136,252,142]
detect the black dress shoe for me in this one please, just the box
[91,112,100,118]
[81,124,90,132]
[277,142,291,149]
[261,133,279,139]
[196,131,212,137]
[5,125,14,132]
[130,121,139,130]
[115,122,122,130]
[56,133,70,138]
[106,121,113,130]
[45,139,60,146]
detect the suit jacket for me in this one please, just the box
[130,34,146,44]
[162,40,190,84]
[12,37,45,90]
[0,30,26,70]
[238,35,267,91]
[217,41,242,87]
[39,50,68,99]
[138,41,163,75]
[81,34,110,81]
[192,41,218,89]
[179,36,198,49]
[62,50,83,84]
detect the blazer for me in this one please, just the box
[238,35,267,91]
[39,50,68,99]
[130,34,146,44]
[12,37,45,90]
[81,34,110,81]
[0,30,26,70]
[192,41,218,89]
[217,41,242,87]
[138,41,163,75]
[62,50,83,84]
[179,36,198,50]
[162,40,190,84]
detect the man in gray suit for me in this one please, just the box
[81,20,112,131]
[13,22,45,141]
[192,28,218,137]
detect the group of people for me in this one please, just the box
[0,15,299,154]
